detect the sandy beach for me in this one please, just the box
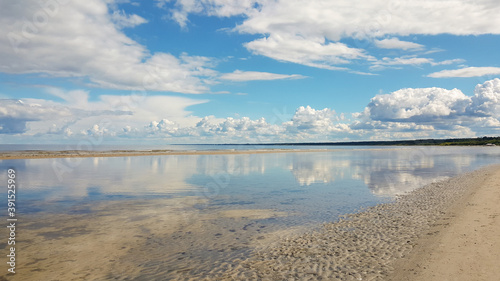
[388,164,500,281]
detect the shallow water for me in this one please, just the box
[1,146,500,280]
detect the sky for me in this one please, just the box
[1,0,500,145]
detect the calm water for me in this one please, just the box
[1,146,500,279]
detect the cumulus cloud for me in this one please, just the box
[219,70,306,81]
[0,0,215,93]
[2,79,500,143]
[142,115,286,143]
[365,87,471,122]
[355,79,500,137]
[284,106,341,133]
[469,78,500,117]
[362,79,500,125]
[142,106,352,142]
[428,67,500,78]
[146,119,180,135]
[374,38,424,50]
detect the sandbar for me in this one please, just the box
[0,148,335,160]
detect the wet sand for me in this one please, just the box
[2,197,302,281]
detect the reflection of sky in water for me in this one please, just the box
[2,146,500,224]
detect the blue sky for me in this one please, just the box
[1,0,500,144]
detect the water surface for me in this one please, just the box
[1,146,499,280]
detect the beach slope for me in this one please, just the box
[389,165,500,280]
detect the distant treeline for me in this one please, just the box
[239,136,500,146]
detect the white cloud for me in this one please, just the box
[0,87,208,139]
[2,79,500,143]
[234,1,500,39]
[428,67,500,78]
[45,88,91,109]
[157,0,261,28]
[350,120,434,132]
[244,34,369,70]
[146,119,180,135]
[143,115,285,143]
[469,78,500,117]
[436,59,465,66]
[219,70,306,81]
[98,94,209,127]
[356,79,500,136]
[0,99,70,134]
[371,56,463,70]
[164,0,500,70]
[0,99,69,120]
[110,9,148,28]
[284,106,342,133]
[0,0,215,94]
[0,96,131,136]
[365,87,471,122]
[349,70,378,76]
[143,105,352,142]
[374,38,424,50]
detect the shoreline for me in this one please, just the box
[388,164,500,280]
[206,164,500,280]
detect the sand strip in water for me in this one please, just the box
[0,148,335,160]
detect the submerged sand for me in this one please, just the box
[2,163,499,280]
